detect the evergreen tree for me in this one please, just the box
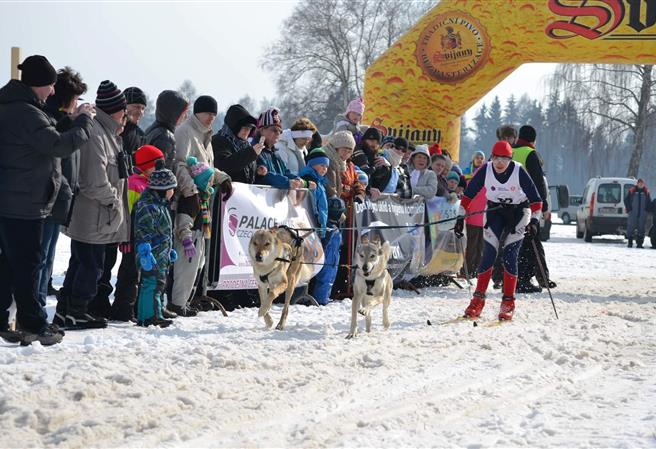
[503,94,520,126]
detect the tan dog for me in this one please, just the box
[249,227,312,330]
[346,235,393,339]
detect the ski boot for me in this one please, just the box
[464,291,486,318]
[498,296,515,321]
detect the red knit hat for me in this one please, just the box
[491,141,513,158]
[134,145,164,171]
[429,143,442,156]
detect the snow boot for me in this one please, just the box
[20,324,64,346]
[464,292,486,318]
[627,238,633,248]
[137,317,173,328]
[52,291,69,328]
[87,296,112,320]
[47,278,59,296]
[636,237,644,248]
[167,303,198,317]
[162,307,178,319]
[65,296,108,330]
[109,299,135,322]
[498,296,515,321]
[0,325,22,343]
[516,282,542,294]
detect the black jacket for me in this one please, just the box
[121,120,144,162]
[513,141,549,211]
[212,105,258,184]
[351,144,392,191]
[0,80,93,220]
[144,90,188,170]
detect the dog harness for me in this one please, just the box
[365,279,376,295]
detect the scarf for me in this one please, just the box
[384,148,402,167]
[324,144,346,173]
[218,123,253,153]
[199,187,213,239]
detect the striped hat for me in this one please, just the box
[95,80,127,115]
[256,107,282,130]
[123,86,146,106]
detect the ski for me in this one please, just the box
[427,316,470,326]
[473,319,511,328]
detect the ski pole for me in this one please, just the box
[531,238,558,319]
[456,235,472,296]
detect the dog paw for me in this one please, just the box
[358,308,369,316]
[345,333,356,339]
[275,323,285,331]
[264,316,273,328]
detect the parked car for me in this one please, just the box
[558,194,582,225]
[576,177,637,242]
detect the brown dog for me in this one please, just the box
[249,227,312,330]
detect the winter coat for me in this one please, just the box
[300,165,328,233]
[332,114,365,143]
[144,90,188,170]
[625,186,651,237]
[121,120,144,159]
[43,101,79,225]
[0,79,93,220]
[255,140,299,189]
[409,168,438,199]
[436,173,449,197]
[134,188,173,271]
[127,172,149,214]
[212,105,259,184]
[275,129,307,175]
[340,161,366,202]
[175,114,230,198]
[322,143,345,198]
[351,144,392,191]
[64,108,129,245]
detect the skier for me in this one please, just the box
[454,141,543,321]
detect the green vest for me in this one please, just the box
[512,145,534,167]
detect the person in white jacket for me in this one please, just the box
[274,117,317,175]
[409,145,438,199]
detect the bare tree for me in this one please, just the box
[548,64,655,178]
[262,0,436,131]
[178,79,198,104]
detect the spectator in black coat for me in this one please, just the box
[351,127,392,199]
[0,55,95,345]
[144,90,189,170]
[121,86,147,161]
[212,104,262,184]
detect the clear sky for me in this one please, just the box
[0,1,553,117]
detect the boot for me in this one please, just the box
[627,238,633,248]
[498,296,515,321]
[47,278,59,296]
[515,282,542,294]
[464,291,486,318]
[167,303,198,317]
[87,296,112,320]
[109,299,135,322]
[137,317,173,328]
[162,307,178,319]
[0,325,22,343]
[636,236,644,248]
[65,296,108,330]
[52,291,69,328]
[20,324,64,346]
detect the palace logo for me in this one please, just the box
[545,0,656,40]
[415,11,491,84]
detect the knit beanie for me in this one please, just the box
[194,95,218,114]
[328,197,346,223]
[149,160,177,190]
[18,55,57,87]
[394,137,409,150]
[134,145,164,172]
[257,107,282,129]
[429,143,442,156]
[95,80,127,115]
[411,144,431,161]
[306,148,330,168]
[447,171,460,182]
[346,97,365,115]
[518,125,537,142]
[355,167,369,185]
[362,127,382,142]
[473,150,485,159]
[187,156,214,191]
[123,86,147,106]
[329,131,356,151]
[382,136,395,147]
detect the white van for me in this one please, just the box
[576,177,636,242]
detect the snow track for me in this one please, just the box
[1,225,655,448]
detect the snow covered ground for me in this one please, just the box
[1,224,655,448]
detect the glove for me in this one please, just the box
[526,218,539,237]
[220,179,233,200]
[182,237,196,259]
[453,218,465,238]
[170,248,178,263]
[118,242,132,254]
[353,195,364,204]
[137,243,157,271]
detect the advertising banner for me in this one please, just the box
[421,196,464,276]
[217,183,323,290]
[354,195,425,281]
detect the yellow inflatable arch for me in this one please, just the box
[363,0,655,160]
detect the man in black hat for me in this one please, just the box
[0,55,95,345]
[351,127,392,198]
[121,86,147,160]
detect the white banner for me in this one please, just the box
[216,183,324,290]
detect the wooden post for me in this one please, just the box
[11,47,21,80]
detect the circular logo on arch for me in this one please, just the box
[415,11,491,84]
